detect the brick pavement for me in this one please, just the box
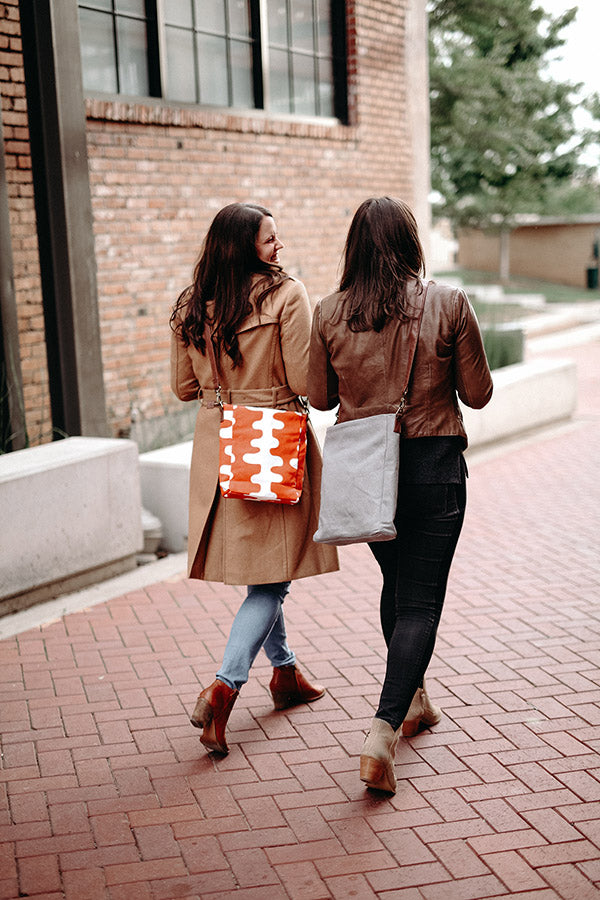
[1,339,599,899]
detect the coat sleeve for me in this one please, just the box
[453,290,494,409]
[170,327,199,401]
[279,279,313,396]
[307,300,339,410]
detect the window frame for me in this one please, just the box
[77,0,348,124]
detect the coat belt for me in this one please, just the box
[198,384,298,407]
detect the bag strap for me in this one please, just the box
[203,323,223,411]
[395,280,429,425]
[203,323,308,416]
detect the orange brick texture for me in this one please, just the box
[1,0,416,443]
[0,0,52,444]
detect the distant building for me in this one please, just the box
[458,215,600,290]
[1,0,430,451]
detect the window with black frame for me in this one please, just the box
[78,0,151,96]
[77,0,347,121]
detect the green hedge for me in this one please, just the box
[482,326,524,370]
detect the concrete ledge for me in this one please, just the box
[0,437,143,611]
[137,357,576,550]
[461,357,577,448]
[139,442,192,552]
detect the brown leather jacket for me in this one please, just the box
[307,279,493,448]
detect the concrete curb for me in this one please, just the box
[0,552,188,640]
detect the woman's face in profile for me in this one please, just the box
[255,216,284,266]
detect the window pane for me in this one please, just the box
[317,55,334,115]
[116,16,149,95]
[269,47,291,113]
[230,38,253,107]
[267,0,288,46]
[290,0,314,52]
[80,1,112,10]
[115,0,145,14]
[228,0,250,38]
[79,9,118,93]
[197,33,229,105]
[292,52,316,115]
[316,0,331,53]
[165,26,197,101]
[195,0,226,33]
[164,0,193,28]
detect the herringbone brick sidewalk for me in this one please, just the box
[1,341,599,899]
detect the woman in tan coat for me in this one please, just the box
[170,202,338,755]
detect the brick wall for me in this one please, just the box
[86,0,417,445]
[457,230,502,275]
[0,0,52,446]
[2,0,426,450]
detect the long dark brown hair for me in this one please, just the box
[339,196,425,331]
[170,202,289,367]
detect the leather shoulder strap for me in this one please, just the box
[203,324,223,410]
[396,280,429,420]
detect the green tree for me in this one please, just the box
[428,0,597,277]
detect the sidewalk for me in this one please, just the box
[1,340,599,900]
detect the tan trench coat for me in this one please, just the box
[171,276,339,585]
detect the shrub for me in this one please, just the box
[482,326,524,370]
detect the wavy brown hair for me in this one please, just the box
[170,202,289,367]
[339,196,425,332]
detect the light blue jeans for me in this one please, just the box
[216,581,296,691]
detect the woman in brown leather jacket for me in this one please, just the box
[308,197,493,792]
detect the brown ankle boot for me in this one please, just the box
[190,679,239,754]
[269,664,325,710]
[401,679,442,737]
[360,717,400,793]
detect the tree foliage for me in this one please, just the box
[428,0,598,228]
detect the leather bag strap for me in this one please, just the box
[395,279,429,425]
[203,323,223,411]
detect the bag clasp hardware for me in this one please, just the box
[213,384,223,411]
[394,390,408,431]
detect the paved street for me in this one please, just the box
[1,339,599,899]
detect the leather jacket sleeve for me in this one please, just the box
[453,290,494,409]
[307,300,340,410]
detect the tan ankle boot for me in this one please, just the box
[359,717,400,793]
[190,679,239,754]
[269,664,325,710]
[402,680,442,737]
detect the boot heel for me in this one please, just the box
[360,756,386,787]
[359,718,399,793]
[401,717,421,738]
[269,665,325,710]
[190,697,212,729]
[271,691,287,711]
[402,706,442,737]
[402,682,442,737]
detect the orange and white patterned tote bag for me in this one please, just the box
[219,404,307,504]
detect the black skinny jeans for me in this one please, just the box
[368,481,466,731]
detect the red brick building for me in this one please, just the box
[1,0,430,452]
